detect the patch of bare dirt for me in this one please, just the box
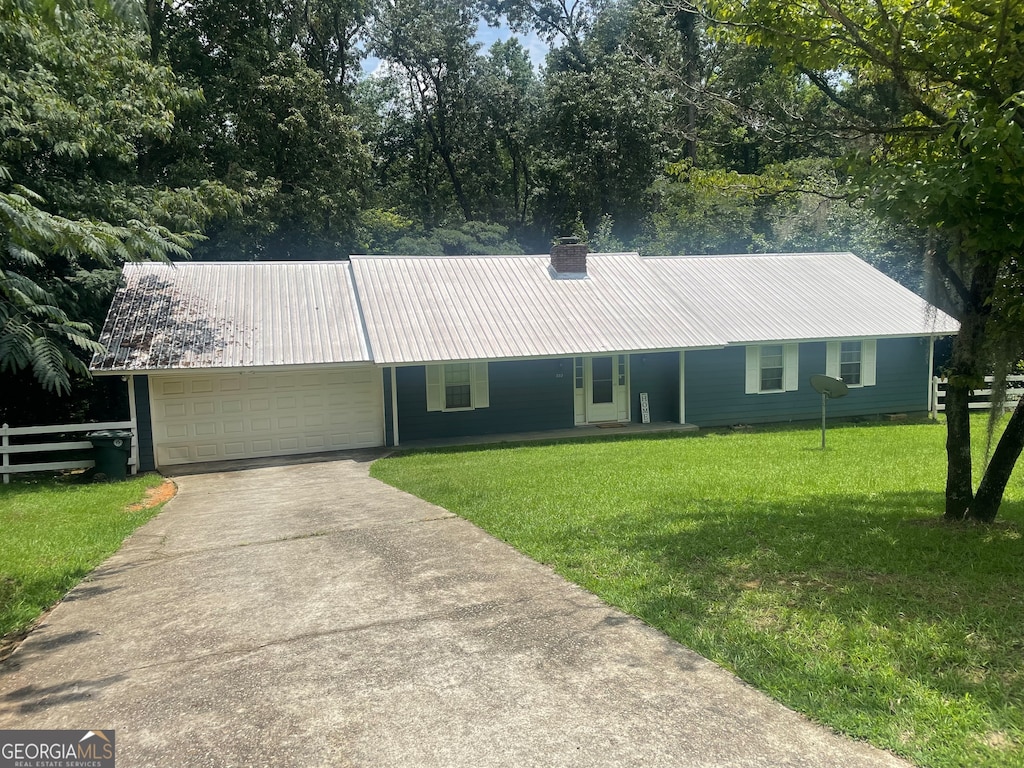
[127,478,177,511]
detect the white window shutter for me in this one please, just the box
[862,339,877,386]
[745,346,760,394]
[826,342,840,379]
[471,362,490,408]
[784,344,799,391]
[425,365,443,411]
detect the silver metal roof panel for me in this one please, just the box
[349,253,724,365]
[91,261,372,372]
[643,252,959,344]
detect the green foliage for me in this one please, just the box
[150,0,370,259]
[530,0,676,237]
[714,0,1024,289]
[713,0,1024,519]
[374,420,1024,768]
[0,0,216,392]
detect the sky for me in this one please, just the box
[361,18,551,77]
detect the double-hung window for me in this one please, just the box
[826,340,877,387]
[444,363,472,409]
[840,341,862,385]
[759,345,785,392]
[746,344,799,394]
[426,362,490,411]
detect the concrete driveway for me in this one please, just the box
[1,452,910,767]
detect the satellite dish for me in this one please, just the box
[809,374,849,449]
[810,374,849,399]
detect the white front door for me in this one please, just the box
[576,355,629,424]
[587,356,618,422]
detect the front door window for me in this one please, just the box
[591,356,614,404]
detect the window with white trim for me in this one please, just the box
[444,363,472,408]
[745,344,799,394]
[760,345,784,392]
[426,362,490,411]
[840,341,861,385]
[826,340,876,387]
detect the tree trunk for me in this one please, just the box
[941,259,1000,520]
[944,379,974,520]
[967,397,1024,523]
[674,9,700,164]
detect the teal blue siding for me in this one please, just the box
[396,359,574,441]
[685,338,931,427]
[133,375,156,471]
[629,352,680,423]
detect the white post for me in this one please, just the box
[678,351,686,424]
[127,375,139,474]
[931,377,940,420]
[2,423,9,484]
[927,336,936,415]
[390,366,400,447]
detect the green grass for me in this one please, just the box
[0,474,167,645]
[371,420,1024,768]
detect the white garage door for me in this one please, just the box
[150,367,384,466]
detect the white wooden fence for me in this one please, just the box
[931,375,1024,419]
[1,421,138,484]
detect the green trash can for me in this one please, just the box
[86,429,133,481]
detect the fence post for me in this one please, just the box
[2,423,9,484]
[931,377,939,420]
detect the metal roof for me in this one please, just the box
[91,252,959,373]
[91,261,372,372]
[643,252,959,344]
[349,253,723,365]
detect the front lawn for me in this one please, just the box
[371,420,1024,768]
[0,474,169,655]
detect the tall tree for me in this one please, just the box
[150,0,371,258]
[715,0,1024,521]
[475,39,541,226]
[0,0,223,394]
[531,0,676,237]
[370,0,482,221]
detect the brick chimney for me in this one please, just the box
[550,237,588,277]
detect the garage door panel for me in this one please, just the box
[151,367,384,466]
[196,444,219,459]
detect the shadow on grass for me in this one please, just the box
[584,489,1024,758]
